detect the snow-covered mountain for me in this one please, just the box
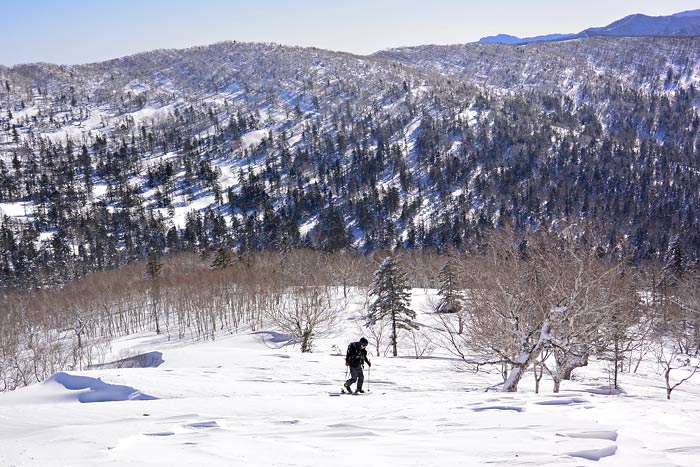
[1,35,700,286]
[581,10,700,37]
[480,9,700,44]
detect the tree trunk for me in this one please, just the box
[151,286,161,335]
[533,364,543,394]
[392,309,398,357]
[502,319,551,392]
[613,340,620,389]
[552,353,588,392]
[301,329,312,353]
[502,364,526,392]
[562,367,573,380]
[552,376,562,393]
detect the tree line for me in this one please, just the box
[2,232,699,398]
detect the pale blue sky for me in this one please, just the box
[1,0,699,65]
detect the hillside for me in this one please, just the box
[2,288,700,466]
[1,38,700,286]
[375,36,700,91]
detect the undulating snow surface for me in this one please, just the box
[1,290,700,466]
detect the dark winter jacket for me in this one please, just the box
[346,341,371,368]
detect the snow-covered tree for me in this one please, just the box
[443,231,630,392]
[542,253,630,392]
[367,256,417,357]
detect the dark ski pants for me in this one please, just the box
[346,366,364,391]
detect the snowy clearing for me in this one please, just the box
[1,291,700,466]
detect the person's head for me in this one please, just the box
[359,337,368,347]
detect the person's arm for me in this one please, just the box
[364,350,371,367]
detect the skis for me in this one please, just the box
[328,388,370,396]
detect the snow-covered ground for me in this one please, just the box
[1,291,700,466]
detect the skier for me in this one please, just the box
[344,337,371,393]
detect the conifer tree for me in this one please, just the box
[437,260,463,313]
[367,256,417,356]
[318,206,350,252]
[146,251,162,280]
[211,246,232,270]
[146,251,162,334]
[662,235,685,286]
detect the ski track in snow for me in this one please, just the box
[2,292,700,466]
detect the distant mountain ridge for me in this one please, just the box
[479,9,700,45]
[478,33,571,45]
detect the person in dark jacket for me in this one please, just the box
[344,337,371,393]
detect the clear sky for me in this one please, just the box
[2,0,699,66]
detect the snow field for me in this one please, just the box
[1,291,700,466]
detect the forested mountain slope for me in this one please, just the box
[1,38,699,286]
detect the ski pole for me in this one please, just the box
[367,366,371,392]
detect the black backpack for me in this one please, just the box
[346,342,364,367]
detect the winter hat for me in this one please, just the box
[359,337,368,345]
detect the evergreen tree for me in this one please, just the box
[662,235,685,286]
[145,251,162,334]
[166,226,180,251]
[367,256,417,356]
[318,206,350,252]
[211,246,232,270]
[436,259,466,334]
[437,260,464,312]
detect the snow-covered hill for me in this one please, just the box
[1,37,700,287]
[376,36,700,91]
[1,289,699,466]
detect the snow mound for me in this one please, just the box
[557,430,619,442]
[45,372,157,403]
[566,444,618,461]
[254,330,292,344]
[90,351,164,369]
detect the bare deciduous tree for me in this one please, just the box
[437,231,636,393]
[267,287,339,353]
[653,332,700,400]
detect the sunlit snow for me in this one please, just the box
[1,290,699,466]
